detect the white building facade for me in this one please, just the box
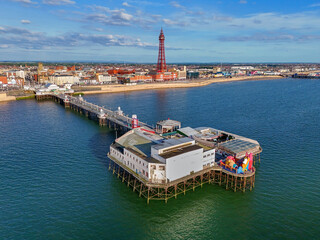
[49,75,79,85]
[109,129,215,184]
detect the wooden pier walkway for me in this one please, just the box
[35,92,153,131]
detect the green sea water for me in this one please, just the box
[0,78,319,239]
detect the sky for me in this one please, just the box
[1,0,320,63]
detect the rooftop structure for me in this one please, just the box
[156,119,181,134]
[178,126,262,159]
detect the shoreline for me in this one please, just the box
[0,75,284,102]
[81,75,284,95]
[0,93,16,102]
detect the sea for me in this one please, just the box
[0,78,319,239]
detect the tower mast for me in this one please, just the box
[157,28,167,73]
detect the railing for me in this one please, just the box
[47,92,153,129]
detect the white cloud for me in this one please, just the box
[122,2,131,7]
[309,3,320,7]
[218,32,320,42]
[85,5,159,27]
[229,12,320,31]
[170,1,185,9]
[0,26,156,50]
[163,18,175,25]
[85,12,133,26]
[21,19,31,24]
[11,0,37,4]
[239,0,247,4]
[42,0,75,5]
[0,44,9,48]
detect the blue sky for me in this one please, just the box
[1,0,320,62]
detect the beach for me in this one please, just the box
[0,93,16,102]
[0,75,284,102]
[79,75,284,95]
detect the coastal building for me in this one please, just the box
[48,74,79,85]
[96,74,112,83]
[187,71,199,79]
[109,127,215,184]
[129,75,152,83]
[151,71,177,81]
[176,66,187,80]
[0,75,8,85]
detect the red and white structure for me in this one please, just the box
[157,28,167,73]
[131,114,139,128]
[151,28,177,81]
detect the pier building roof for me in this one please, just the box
[115,128,164,162]
[126,148,162,164]
[219,139,260,158]
[159,145,202,159]
[152,137,193,151]
[177,127,199,137]
[157,119,181,126]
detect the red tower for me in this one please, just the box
[157,28,167,73]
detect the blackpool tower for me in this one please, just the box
[157,28,167,73]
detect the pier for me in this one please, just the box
[36,91,260,203]
[36,92,152,131]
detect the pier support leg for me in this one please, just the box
[147,187,150,204]
[165,188,168,203]
[234,177,237,192]
[139,184,142,197]
[184,181,186,195]
[122,170,125,182]
[212,171,215,184]
[193,177,195,191]
[133,179,136,192]
[253,174,255,188]
[226,174,229,190]
[127,175,131,187]
[175,185,177,199]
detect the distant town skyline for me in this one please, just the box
[1,0,320,62]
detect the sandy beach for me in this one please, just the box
[0,93,16,102]
[0,75,284,102]
[80,75,284,95]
